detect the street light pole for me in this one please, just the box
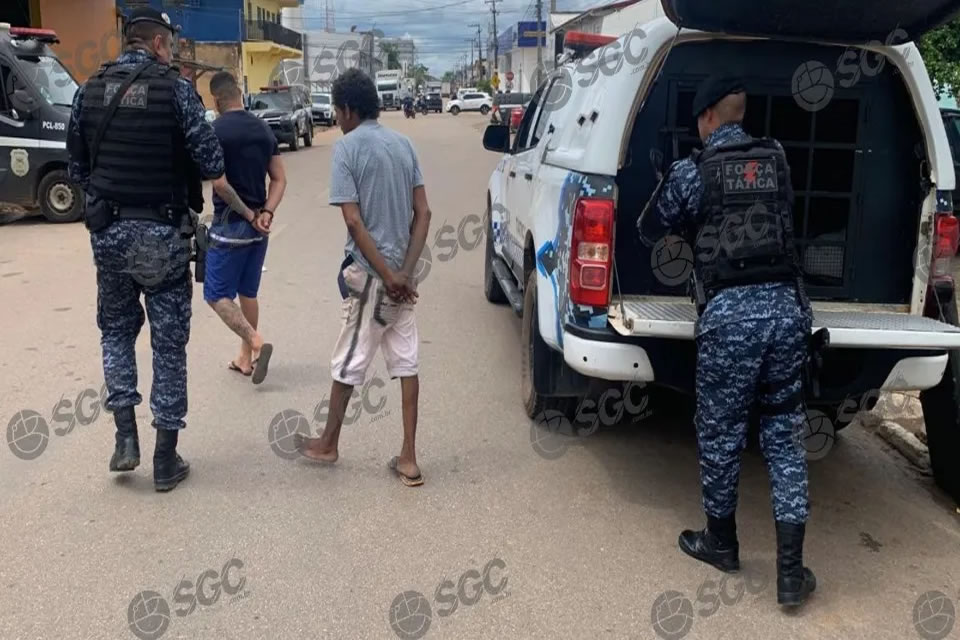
[535,0,543,87]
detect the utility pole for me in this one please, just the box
[369,32,375,77]
[467,38,475,85]
[535,0,544,87]
[470,23,483,78]
[302,32,311,92]
[486,0,500,72]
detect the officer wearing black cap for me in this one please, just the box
[638,74,817,607]
[67,7,258,491]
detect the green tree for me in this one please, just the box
[477,78,492,94]
[919,20,960,99]
[442,71,455,83]
[380,43,401,70]
[411,63,429,88]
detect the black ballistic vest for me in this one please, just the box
[81,61,190,210]
[692,138,801,298]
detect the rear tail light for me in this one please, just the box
[931,212,959,279]
[9,26,59,41]
[570,198,615,307]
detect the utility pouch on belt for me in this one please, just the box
[83,195,115,233]
[804,328,831,399]
[183,210,208,283]
[690,272,708,316]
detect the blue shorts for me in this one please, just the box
[203,240,269,302]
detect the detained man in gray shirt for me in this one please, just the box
[296,69,432,487]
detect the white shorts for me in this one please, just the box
[330,263,419,386]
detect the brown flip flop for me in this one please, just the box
[228,361,253,376]
[388,456,424,487]
[252,344,273,385]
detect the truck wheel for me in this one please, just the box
[450,106,461,116]
[522,270,571,418]
[480,105,490,116]
[484,203,507,304]
[303,123,313,147]
[38,170,83,223]
[921,285,960,505]
[289,130,299,151]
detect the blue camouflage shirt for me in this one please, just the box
[68,49,224,193]
[638,123,811,338]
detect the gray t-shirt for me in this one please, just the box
[329,120,424,275]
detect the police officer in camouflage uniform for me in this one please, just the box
[68,8,256,491]
[639,74,817,607]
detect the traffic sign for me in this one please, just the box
[506,71,515,82]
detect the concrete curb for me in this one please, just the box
[876,420,932,473]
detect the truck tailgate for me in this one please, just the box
[608,297,960,349]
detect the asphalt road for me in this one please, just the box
[1,110,959,640]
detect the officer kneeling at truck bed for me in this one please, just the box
[638,74,817,607]
[67,8,258,491]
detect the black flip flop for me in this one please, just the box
[252,344,273,385]
[388,456,424,487]
[228,361,253,377]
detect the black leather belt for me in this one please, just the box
[114,204,185,226]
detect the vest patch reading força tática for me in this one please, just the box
[103,82,149,109]
[721,158,778,194]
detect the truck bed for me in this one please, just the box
[608,296,960,349]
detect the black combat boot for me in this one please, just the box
[109,406,140,472]
[678,514,740,573]
[153,429,190,492]
[775,521,817,607]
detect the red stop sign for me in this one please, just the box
[506,71,515,82]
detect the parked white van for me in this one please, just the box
[481,1,960,503]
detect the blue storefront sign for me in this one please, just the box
[517,21,547,47]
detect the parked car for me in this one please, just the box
[447,92,492,116]
[480,4,960,504]
[311,92,336,126]
[426,91,443,113]
[492,92,534,132]
[250,85,313,151]
[0,24,84,223]
[941,107,960,218]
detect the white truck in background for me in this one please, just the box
[375,69,403,110]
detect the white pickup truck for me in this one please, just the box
[480,0,960,504]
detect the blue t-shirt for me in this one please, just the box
[210,109,278,245]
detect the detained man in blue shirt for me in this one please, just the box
[204,71,287,384]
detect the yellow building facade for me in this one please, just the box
[241,0,301,92]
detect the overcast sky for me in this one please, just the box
[290,0,600,75]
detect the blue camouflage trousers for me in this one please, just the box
[90,220,193,430]
[695,317,811,525]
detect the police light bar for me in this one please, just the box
[9,26,60,43]
[564,31,616,53]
